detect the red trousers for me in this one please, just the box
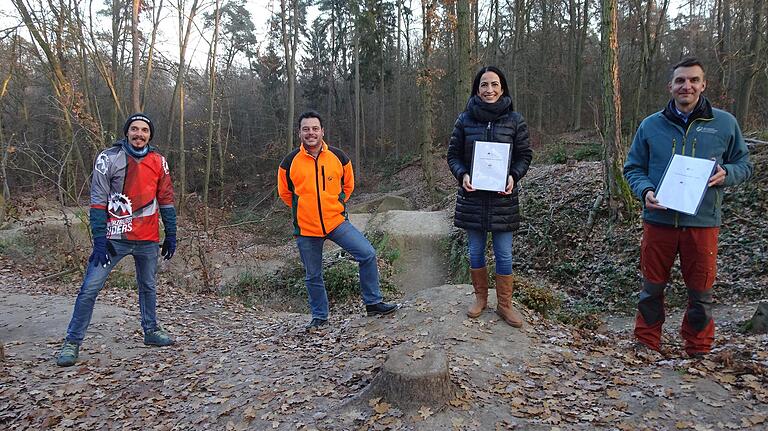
[634,222,718,355]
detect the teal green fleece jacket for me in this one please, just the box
[623,97,753,227]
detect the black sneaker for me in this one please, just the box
[365,302,399,316]
[305,318,328,331]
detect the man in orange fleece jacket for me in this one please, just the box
[277,111,398,330]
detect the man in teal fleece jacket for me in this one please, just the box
[623,57,753,358]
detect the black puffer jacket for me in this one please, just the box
[447,97,533,232]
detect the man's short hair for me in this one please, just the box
[671,57,705,79]
[297,110,323,129]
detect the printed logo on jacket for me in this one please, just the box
[107,192,133,235]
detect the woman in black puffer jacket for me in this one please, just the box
[447,65,532,328]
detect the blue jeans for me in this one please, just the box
[65,240,160,344]
[466,229,513,275]
[296,220,383,320]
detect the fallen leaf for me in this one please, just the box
[411,349,425,360]
[418,406,433,419]
[373,401,391,415]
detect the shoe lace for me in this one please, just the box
[61,342,78,356]
[148,328,168,338]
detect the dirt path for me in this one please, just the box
[2,266,766,430]
[1,208,766,430]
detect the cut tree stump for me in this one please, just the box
[740,302,768,334]
[353,343,457,411]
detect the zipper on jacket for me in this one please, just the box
[684,117,713,155]
[322,166,326,191]
[486,122,492,140]
[314,157,327,235]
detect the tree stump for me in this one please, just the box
[355,344,456,411]
[741,302,768,334]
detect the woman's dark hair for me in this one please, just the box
[471,65,510,97]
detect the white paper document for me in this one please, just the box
[655,154,716,215]
[471,141,511,192]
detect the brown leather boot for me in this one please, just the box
[495,274,524,328]
[467,267,489,318]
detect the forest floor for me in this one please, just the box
[1,137,767,430]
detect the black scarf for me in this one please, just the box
[467,95,513,123]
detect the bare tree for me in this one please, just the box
[418,0,438,203]
[280,0,300,151]
[131,0,141,112]
[734,0,765,125]
[601,0,633,221]
[167,0,201,215]
[141,0,165,111]
[455,0,471,114]
[203,0,222,230]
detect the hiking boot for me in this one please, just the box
[56,340,80,367]
[144,327,175,346]
[366,302,399,316]
[305,318,328,331]
[687,351,708,359]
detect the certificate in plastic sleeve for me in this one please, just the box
[470,141,512,192]
[655,154,716,216]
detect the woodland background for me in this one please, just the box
[0,0,766,226]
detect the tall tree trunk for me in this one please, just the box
[0,45,14,225]
[131,0,141,112]
[734,0,764,125]
[456,0,471,114]
[354,24,362,178]
[419,0,437,204]
[394,0,402,158]
[717,0,734,96]
[571,0,589,130]
[141,0,164,111]
[281,0,298,151]
[167,0,200,215]
[601,0,632,222]
[630,0,668,132]
[110,0,124,136]
[203,0,221,231]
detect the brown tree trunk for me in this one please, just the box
[203,0,221,231]
[734,0,764,125]
[141,0,164,111]
[456,0,471,114]
[131,0,141,112]
[280,0,298,151]
[419,0,437,204]
[601,0,632,222]
[571,0,589,130]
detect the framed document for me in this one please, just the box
[655,154,716,215]
[470,141,511,192]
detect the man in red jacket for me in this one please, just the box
[57,113,178,366]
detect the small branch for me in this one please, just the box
[745,138,767,146]
[585,193,604,232]
[34,267,80,283]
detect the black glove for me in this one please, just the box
[161,236,176,260]
[88,236,112,268]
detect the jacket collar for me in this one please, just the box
[662,95,713,129]
[301,140,328,158]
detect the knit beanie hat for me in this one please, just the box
[123,113,154,141]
